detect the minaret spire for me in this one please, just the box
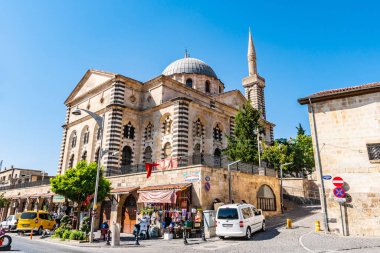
[248,27,257,76]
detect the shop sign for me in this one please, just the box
[184,171,201,182]
[53,195,65,203]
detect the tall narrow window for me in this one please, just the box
[186,78,193,88]
[81,151,87,161]
[71,132,77,148]
[83,129,90,144]
[145,122,153,140]
[163,142,172,158]
[205,81,210,93]
[219,85,222,93]
[121,146,132,166]
[163,116,172,135]
[96,127,102,140]
[144,146,152,163]
[123,122,135,139]
[213,124,222,141]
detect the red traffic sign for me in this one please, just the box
[332,176,344,187]
[333,187,346,198]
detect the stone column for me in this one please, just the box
[103,80,125,176]
[57,107,71,175]
[171,97,191,158]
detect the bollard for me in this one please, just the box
[183,229,188,245]
[286,219,292,229]
[315,220,320,232]
[106,230,111,246]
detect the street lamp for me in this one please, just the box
[280,162,292,214]
[227,160,241,203]
[72,108,104,243]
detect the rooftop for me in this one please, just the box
[298,82,380,104]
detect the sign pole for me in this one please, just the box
[339,202,345,236]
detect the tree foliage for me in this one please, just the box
[0,193,9,208]
[262,124,315,177]
[50,161,111,206]
[224,102,261,163]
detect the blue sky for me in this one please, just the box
[1,1,380,175]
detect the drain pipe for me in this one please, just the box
[309,97,329,232]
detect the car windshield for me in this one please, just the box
[217,208,239,220]
[21,212,37,219]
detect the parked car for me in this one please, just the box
[16,211,56,235]
[0,214,19,231]
[215,203,265,239]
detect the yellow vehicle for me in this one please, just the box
[16,211,56,235]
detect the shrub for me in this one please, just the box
[59,215,72,230]
[68,230,86,240]
[80,216,90,233]
[62,229,71,240]
[53,227,65,238]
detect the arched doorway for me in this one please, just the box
[214,148,222,167]
[121,195,137,234]
[257,185,276,211]
[99,200,111,228]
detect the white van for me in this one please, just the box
[215,203,265,239]
[0,215,19,231]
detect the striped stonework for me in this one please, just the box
[246,84,266,119]
[103,81,125,176]
[172,98,191,158]
[57,107,71,174]
[229,116,235,138]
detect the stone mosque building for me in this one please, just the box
[58,30,274,176]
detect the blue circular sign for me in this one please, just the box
[205,182,210,191]
[205,176,210,182]
[333,187,346,198]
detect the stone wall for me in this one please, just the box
[308,92,380,236]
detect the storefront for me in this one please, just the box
[135,183,203,238]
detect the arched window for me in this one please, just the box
[163,142,172,158]
[69,154,74,168]
[213,124,222,141]
[194,143,201,155]
[214,148,221,157]
[194,118,203,137]
[94,147,100,163]
[219,86,222,93]
[163,116,172,135]
[123,122,135,139]
[257,185,276,211]
[145,122,153,140]
[186,78,193,88]
[83,129,90,144]
[71,132,77,148]
[96,127,102,140]
[81,151,87,161]
[205,81,210,93]
[121,146,132,166]
[144,146,152,163]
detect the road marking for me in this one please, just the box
[298,231,315,253]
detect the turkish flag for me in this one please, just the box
[83,194,93,206]
[145,163,159,178]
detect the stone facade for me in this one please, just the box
[299,82,380,236]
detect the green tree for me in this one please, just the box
[261,141,290,171]
[51,161,111,228]
[262,124,315,177]
[0,193,9,208]
[224,102,261,163]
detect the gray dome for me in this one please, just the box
[162,57,217,79]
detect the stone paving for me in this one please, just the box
[11,205,380,252]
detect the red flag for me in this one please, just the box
[83,194,93,206]
[145,163,159,178]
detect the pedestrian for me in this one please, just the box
[100,220,109,241]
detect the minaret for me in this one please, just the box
[242,28,266,119]
[248,28,257,76]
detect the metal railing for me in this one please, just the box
[108,155,276,177]
[0,179,51,191]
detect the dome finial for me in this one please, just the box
[185,49,190,58]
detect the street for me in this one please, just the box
[8,206,380,253]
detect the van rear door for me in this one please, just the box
[217,207,241,233]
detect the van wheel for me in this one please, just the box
[245,227,251,240]
[37,226,43,235]
[219,236,225,240]
[261,221,266,232]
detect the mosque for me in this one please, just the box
[58,30,275,176]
